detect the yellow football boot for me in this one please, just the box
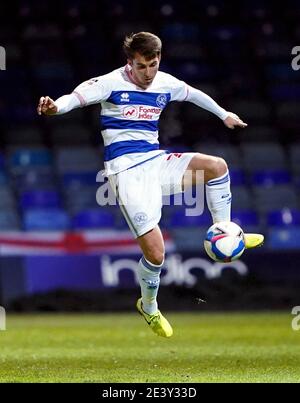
[136,298,173,338]
[244,233,264,249]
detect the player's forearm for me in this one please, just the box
[54,93,82,115]
[186,85,229,120]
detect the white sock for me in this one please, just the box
[206,170,231,223]
[137,256,163,315]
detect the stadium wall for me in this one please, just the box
[0,250,299,312]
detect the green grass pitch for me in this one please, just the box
[0,312,299,383]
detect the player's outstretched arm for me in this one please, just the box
[37,93,82,116]
[37,75,109,117]
[223,112,247,129]
[184,85,247,129]
[37,96,58,116]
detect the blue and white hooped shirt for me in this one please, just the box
[72,65,189,175]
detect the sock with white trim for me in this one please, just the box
[137,256,163,315]
[206,170,232,223]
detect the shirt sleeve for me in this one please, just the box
[55,94,81,115]
[72,76,112,106]
[169,75,189,102]
[185,85,229,120]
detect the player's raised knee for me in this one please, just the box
[206,156,228,181]
[216,157,228,175]
[144,251,165,266]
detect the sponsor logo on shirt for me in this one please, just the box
[122,105,161,120]
[122,106,138,118]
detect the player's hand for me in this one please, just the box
[223,112,248,129]
[37,96,58,116]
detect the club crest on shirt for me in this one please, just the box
[134,212,148,226]
[156,94,168,108]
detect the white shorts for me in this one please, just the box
[108,152,196,238]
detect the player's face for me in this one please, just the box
[128,53,160,88]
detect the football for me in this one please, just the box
[204,221,245,263]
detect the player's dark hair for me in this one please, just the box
[123,32,162,60]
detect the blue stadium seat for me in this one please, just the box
[163,43,203,62]
[269,84,300,101]
[289,144,300,174]
[241,143,288,171]
[253,185,299,213]
[232,210,261,233]
[36,78,74,100]
[267,228,300,249]
[47,107,85,128]
[251,170,292,186]
[175,63,217,81]
[243,125,280,143]
[34,61,74,80]
[171,227,207,251]
[169,208,211,228]
[0,186,17,208]
[229,100,271,122]
[265,63,296,82]
[276,100,300,130]
[50,124,93,145]
[64,186,100,214]
[259,39,290,60]
[10,103,37,123]
[72,209,115,229]
[209,26,244,41]
[20,190,61,209]
[230,169,246,186]
[23,208,70,231]
[231,186,254,210]
[4,127,44,145]
[55,147,102,173]
[232,210,259,226]
[267,209,300,227]
[62,172,98,187]
[276,101,299,121]
[194,144,242,169]
[0,152,6,170]
[161,23,200,41]
[9,148,52,170]
[0,172,8,185]
[13,170,57,192]
[0,210,21,230]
